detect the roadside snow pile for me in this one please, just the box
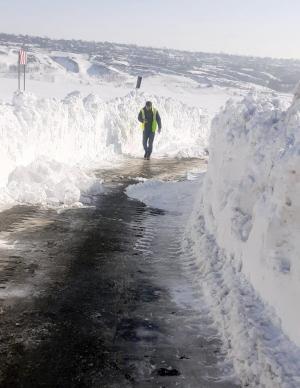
[204,92,300,345]
[188,91,300,386]
[126,179,200,213]
[7,157,103,206]
[0,90,208,206]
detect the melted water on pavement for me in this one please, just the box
[0,157,240,388]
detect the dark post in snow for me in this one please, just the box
[18,48,27,92]
[136,76,142,89]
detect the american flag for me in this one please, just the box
[19,48,27,65]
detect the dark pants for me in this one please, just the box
[143,129,155,156]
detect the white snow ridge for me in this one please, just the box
[7,157,103,206]
[0,90,209,206]
[186,91,300,387]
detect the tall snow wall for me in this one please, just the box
[0,90,208,187]
[203,91,300,347]
[0,90,208,205]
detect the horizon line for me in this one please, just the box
[1,31,300,63]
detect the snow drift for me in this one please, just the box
[203,91,300,345]
[0,90,208,206]
[190,89,300,385]
[126,179,200,213]
[7,157,103,206]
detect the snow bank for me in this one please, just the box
[126,179,200,213]
[192,91,300,385]
[7,157,103,206]
[0,90,208,206]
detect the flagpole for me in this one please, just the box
[24,64,26,91]
[18,53,20,90]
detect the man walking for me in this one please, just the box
[138,101,162,160]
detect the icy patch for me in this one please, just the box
[0,237,16,250]
[0,285,33,299]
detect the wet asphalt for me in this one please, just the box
[0,158,240,388]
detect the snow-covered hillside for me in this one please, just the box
[1,33,300,93]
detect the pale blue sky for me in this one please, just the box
[1,0,299,58]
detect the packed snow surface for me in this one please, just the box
[0,90,208,206]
